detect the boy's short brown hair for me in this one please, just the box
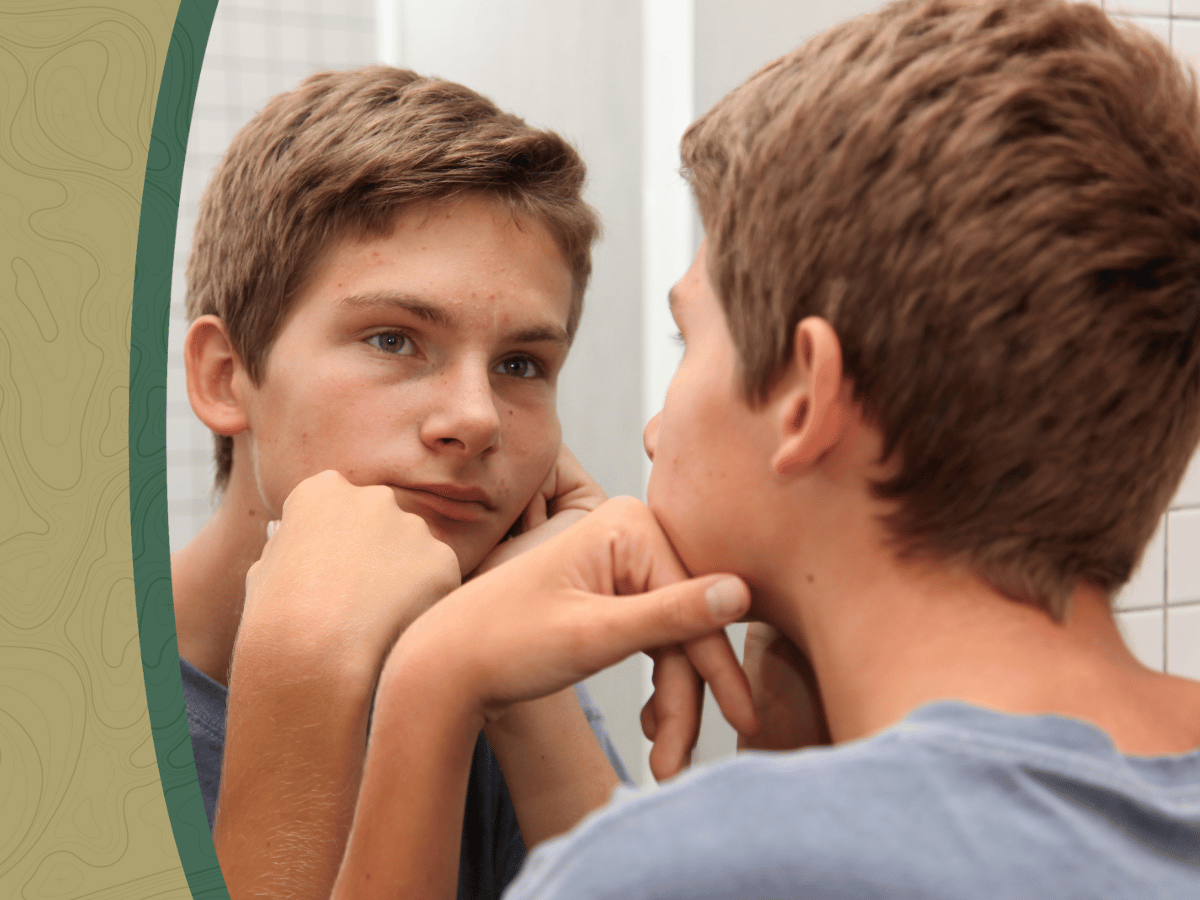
[186,65,599,489]
[682,0,1200,616]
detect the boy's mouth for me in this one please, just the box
[395,483,495,522]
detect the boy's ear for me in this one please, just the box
[183,315,250,437]
[771,317,847,477]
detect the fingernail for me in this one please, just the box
[705,577,746,618]
[266,520,279,539]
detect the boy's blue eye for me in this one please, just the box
[671,330,686,348]
[368,332,415,355]
[495,356,541,379]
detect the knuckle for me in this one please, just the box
[424,542,461,587]
[603,495,645,517]
[555,610,594,662]
[368,486,400,518]
[657,590,690,633]
[313,469,344,489]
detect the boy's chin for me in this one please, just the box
[646,507,721,580]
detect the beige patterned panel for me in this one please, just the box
[0,2,193,897]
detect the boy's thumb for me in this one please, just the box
[704,576,750,620]
[612,574,749,650]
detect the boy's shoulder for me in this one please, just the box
[506,702,1200,900]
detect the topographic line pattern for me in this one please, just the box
[0,2,209,898]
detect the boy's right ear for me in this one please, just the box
[183,315,250,436]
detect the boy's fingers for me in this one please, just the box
[562,573,750,781]
[590,574,751,660]
[646,647,701,781]
[639,692,658,741]
[520,490,549,533]
[549,445,606,513]
[683,632,760,736]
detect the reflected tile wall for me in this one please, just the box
[166,0,376,552]
[1102,2,1200,680]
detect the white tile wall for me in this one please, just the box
[1167,604,1200,678]
[1178,450,1200,507]
[1173,18,1200,69]
[1102,3,1200,683]
[1107,0,1170,16]
[167,0,376,551]
[1116,520,1165,610]
[1117,606,1166,669]
[1130,14,1173,43]
[1168,509,1200,604]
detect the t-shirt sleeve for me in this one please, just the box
[461,732,527,900]
[573,682,634,786]
[178,656,229,831]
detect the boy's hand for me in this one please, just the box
[472,446,621,846]
[474,451,747,780]
[217,470,461,900]
[242,469,462,678]
[736,622,831,752]
[472,444,606,577]
[337,497,759,899]
[382,496,758,762]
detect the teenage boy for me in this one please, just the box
[170,65,650,900]
[248,0,1200,896]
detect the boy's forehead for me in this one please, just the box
[671,240,717,317]
[280,196,575,341]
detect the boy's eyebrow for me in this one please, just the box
[336,289,570,347]
[507,323,571,347]
[668,286,681,321]
[337,290,455,329]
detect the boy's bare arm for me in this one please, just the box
[333,497,757,900]
[212,471,460,900]
[472,446,622,846]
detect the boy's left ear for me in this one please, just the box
[771,317,847,477]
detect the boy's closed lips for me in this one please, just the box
[396,482,496,523]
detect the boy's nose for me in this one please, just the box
[642,412,660,461]
[421,365,501,456]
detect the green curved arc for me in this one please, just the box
[130,1,229,898]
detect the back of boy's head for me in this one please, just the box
[682,0,1200,617]
[186,65,599,490]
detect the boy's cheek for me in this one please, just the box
[440,517,528,582]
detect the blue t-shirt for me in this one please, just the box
[505,701,1200,899]
[180,657,630,900]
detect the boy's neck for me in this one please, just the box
[770,531,1200,755]
[170,470,273,686]
[738,406,1200,756]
